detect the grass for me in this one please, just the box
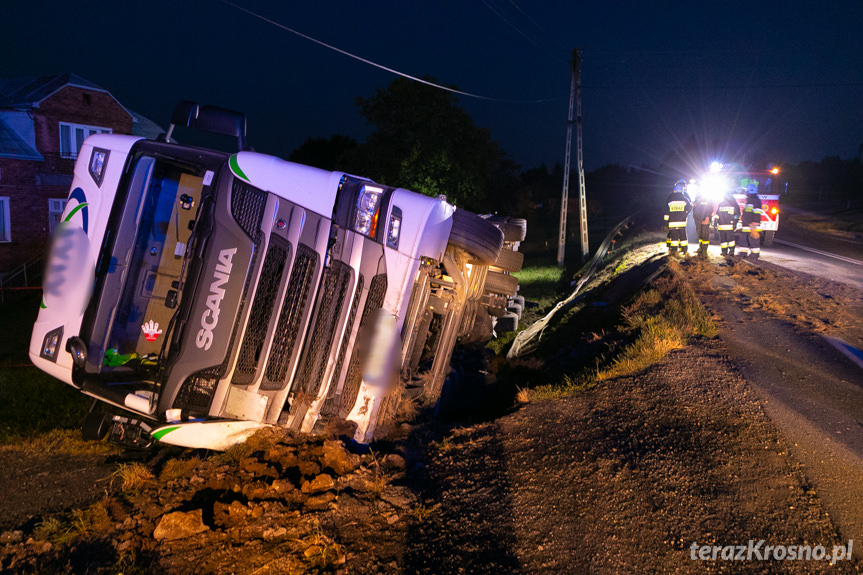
[116,462,155,492]
[514,264,566,310]
[32,497,114,545]
[518,256,717,401]
[595,259,716,380]
[0,367,95,444]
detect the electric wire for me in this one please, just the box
[479,0,569,65]
[506,0,570,56]
[583,81,863,90]
[221,0,559,104]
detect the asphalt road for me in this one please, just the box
[767,208,863,288]
[686,207,863,288]
[708,296,863,545]
[693,216,863,546]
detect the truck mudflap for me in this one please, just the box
[151,420,270,450]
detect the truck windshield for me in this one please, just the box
[101,155,207,370]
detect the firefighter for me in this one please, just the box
[664,179,692,255]
[692,192,715,258]
[737,183,763,259]
[713,190,741,256]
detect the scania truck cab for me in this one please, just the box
[30,102,507,450]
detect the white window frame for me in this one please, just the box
[59,122,112,159]
[48,198,67,235]
[0,196,10,243]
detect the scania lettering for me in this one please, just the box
[30,102,521,450]
[196,248,237,350]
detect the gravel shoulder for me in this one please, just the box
[411,338,855,574]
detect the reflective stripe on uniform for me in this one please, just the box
[668,201,687,212]
[668,222,687,228]
[717,225,733,230]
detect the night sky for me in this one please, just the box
[3,1,862,173]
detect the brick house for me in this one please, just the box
[0,72,163,276]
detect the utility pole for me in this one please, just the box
[558,48,588,267]
[575,48,588,260]
[557,49,576,267]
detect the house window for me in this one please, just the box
[0,197,10,242]
[59,122,112,159]
[48,199,67,234]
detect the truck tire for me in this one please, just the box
[488,216,527,242]
[493,247,524,273]
[495,312,519,334]
[82,412,112,441]
[484,269,519,296]
[762,230,775,247]
[449,209,504,265]
[506,302,523,319]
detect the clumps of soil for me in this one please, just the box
[0,424,422,575]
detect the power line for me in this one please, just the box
[479,0,568,65]
[506,0,570,56]
[583,81,863,90]
[221,0,558,104]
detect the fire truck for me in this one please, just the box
[29,102,523,450]
[697,162,783,246]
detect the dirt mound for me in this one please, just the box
[1,424,422,574]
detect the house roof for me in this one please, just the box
[0,112,43,160]
[0,73,167,159]
[0,72,108,109]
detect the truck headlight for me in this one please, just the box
[353,185,383,237]
[386,207,402,249]
[40,327,64,362]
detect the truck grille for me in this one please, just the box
[338,273,387,417]
[233,235,291,385]
[293,261,354,397]
[262,244,318,390]
[321,275,364,416]
[174,366,220,414]
[231,180,267,239]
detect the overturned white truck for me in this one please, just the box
[30,102,523,450]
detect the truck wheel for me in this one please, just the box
[762,230,775,247]
[82,412,112,441]
[506,302,523,319]
[495,312,519,334]
[449,209,504,265]
[493,247,524,273]
[488,216,527,242]
[484,269,519,296]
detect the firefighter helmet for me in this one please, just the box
[674,179,687,193]
[746,183,758,194]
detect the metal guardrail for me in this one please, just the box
[506,215,633,359]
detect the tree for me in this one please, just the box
[342,77,505,212]
[288,134,357,172]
